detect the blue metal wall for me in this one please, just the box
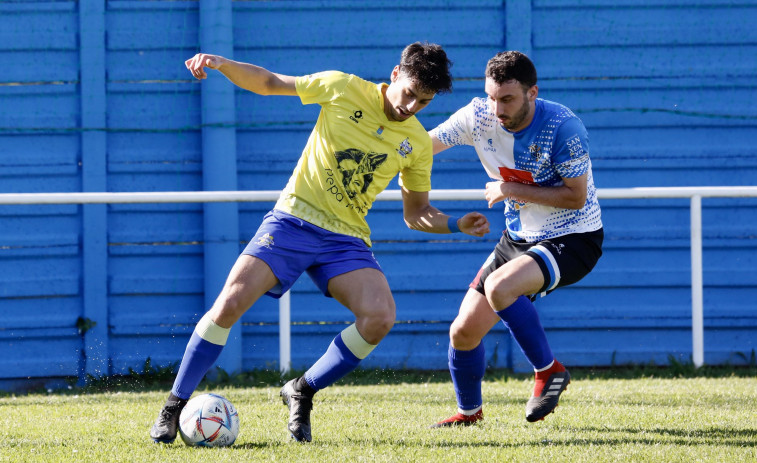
[1,0,756,388]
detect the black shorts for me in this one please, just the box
[470,228,604,299]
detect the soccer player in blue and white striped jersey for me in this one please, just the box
[430,51,603,426]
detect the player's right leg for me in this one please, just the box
[151,210,318,444]
[150,254,279,443]
[431,289,499,428]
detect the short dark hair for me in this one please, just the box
[398,42,453,94]
[485,51,537,90]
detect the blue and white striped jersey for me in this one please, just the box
[431,97,602,242]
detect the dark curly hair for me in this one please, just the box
[398,42,453,95]
[485,51,537,90]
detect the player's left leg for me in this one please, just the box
[485,229,603,422]
[483,253,570,422]
[281,268,394,442]
[280,234,393,443]
[484,254,552,364]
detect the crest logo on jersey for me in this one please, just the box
[256,233,274,249]
[374,125,384,140]
[350,110,363,124]
[396,137,413,158]
[528,143,541,160]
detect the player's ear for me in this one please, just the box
[528,85,539,101]
[390,65,401,83]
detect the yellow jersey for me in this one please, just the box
[274,71,433,246]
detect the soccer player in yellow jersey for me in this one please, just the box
[150,43,490,444]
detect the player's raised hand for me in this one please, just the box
[459,212,490,237]
[185,53,224,80]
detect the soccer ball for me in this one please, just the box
[178,393,240,447]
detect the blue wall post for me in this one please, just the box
[79,1,109,382]
[199,0,242,374]
[506,0,533,56]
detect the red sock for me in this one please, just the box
[533,360,565,396]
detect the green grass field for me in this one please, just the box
[1,367,755,462]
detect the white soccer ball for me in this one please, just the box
[178,393,240,447]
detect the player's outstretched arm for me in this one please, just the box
[485,174,587,210]
[401,188,489,237]
[429,133,452,156]
[185,53,297,96]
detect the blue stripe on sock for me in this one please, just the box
[449,343,486,411]
[304,332,362,390]
[171,331,224,399]
[496,295,554,370]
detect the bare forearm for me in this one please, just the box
[404,205,450,234]
[501,182,586,209]
[402,188,490,237]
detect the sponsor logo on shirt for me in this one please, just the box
[324,148,389,214]
[566,135,585,159]
[350,110,363,124]
[498,166,536,185]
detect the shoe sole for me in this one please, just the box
[430,421,480,428]
[430,411,483,428]
[526,383,569,422]
[289,433,308,442]
[150,426,177,444]
[151,437,176,444]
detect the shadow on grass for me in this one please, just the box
[568,426,757,441]
[231,426,757,449]
[383,434,757,449]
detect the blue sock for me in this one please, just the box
[304,332,362,390]
[449,342,486,411]
[171,331,224,399]
[496,295,553,370]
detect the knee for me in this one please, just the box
[356,304,396,344]
[449,319,482,351]
[483,277,518,312]
[371,305,396,337]
[216,293,244,315]
[210,288,251,327]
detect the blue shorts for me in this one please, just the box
[242,209,383,299]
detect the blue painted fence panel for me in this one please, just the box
[0,1,756,389]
